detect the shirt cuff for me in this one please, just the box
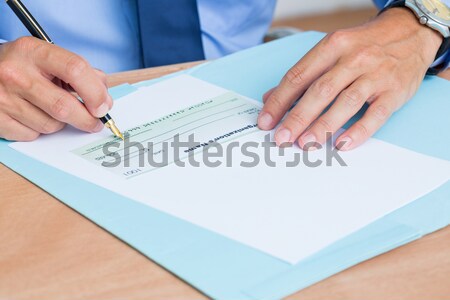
[431,51,450,70]
[373,0,391,9]
[0,39,7,45]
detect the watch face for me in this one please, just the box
[416,0,450,25]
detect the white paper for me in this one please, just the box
[10,75,450,264]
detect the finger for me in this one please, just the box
[20,75,104,133]
[94,68,108,86]
[274,62,364,146]
[336,94,394,151]
[258,35,343,131]
[0,114,40,142]
[298,77,376,149]
[4,95,65,134]
[64,68,107,96]
[262,87,276,104]
[33,44,112,118]
[52,70,106,93]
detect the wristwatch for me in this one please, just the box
[381,0,450,74]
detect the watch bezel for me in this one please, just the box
[414,0,450,27]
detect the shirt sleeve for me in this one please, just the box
[432,50,450,71]
[0,39,6,44]
[372,0,449,70]
[372,0,389,9]
[444,56,450,71]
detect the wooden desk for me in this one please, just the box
[1,63,449,300]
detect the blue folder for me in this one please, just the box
[1,32,449,300]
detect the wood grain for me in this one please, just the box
[272,8,379,33]
[107,61,203,87]
[0,164,206,300]
[1,20,450,299]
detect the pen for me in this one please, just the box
[6,0,124,140]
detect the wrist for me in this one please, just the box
[378,7,443,65]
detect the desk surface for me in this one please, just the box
[1,63,449,300]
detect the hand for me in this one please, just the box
[0,37,113,141]
[258,8,443,151]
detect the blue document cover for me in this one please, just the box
[1,32,449,299]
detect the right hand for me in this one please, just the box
[0,37,113,141]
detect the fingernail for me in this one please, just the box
[95,103,110,118]
[300,133,317,150]
[275,128,291,146]
[338,136,353,151]
[258,112,273,130]
[92,121,104,133]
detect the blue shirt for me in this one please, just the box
[0,0,276,73]
[0,0,448,73]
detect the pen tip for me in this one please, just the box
[113,129,124,141]
[106,120,124,141]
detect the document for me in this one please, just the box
[72,92,260,178]
[10,75,450,264]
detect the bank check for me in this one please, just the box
[73,92,260,179]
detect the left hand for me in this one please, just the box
[258,8,443,151]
